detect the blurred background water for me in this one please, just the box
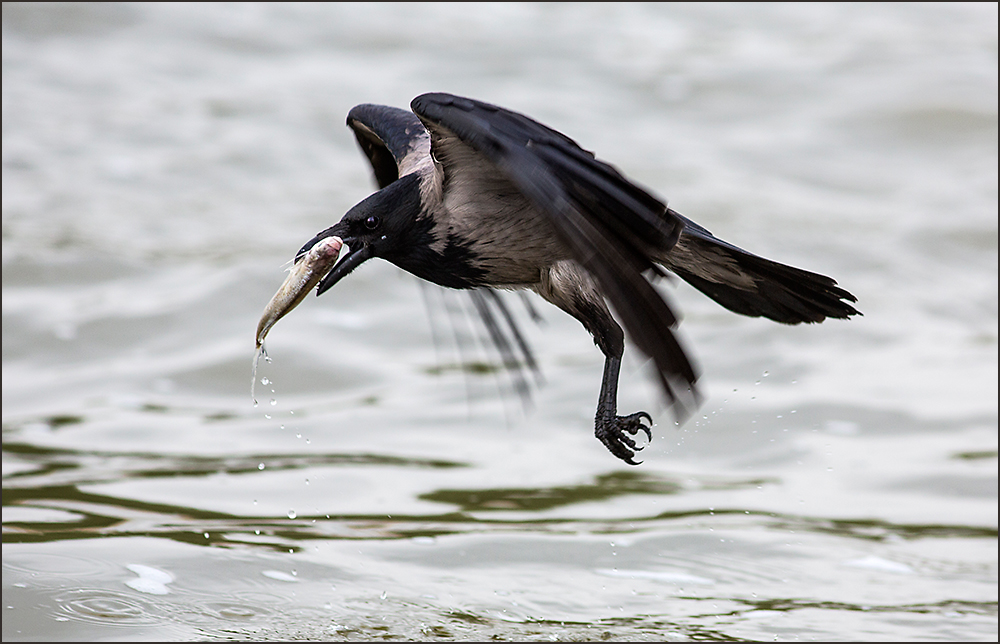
[2,3,996,641]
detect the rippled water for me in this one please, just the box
[3,3,997,641]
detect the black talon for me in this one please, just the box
[595,409,653,465]
[622,411,653,441]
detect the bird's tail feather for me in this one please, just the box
[664,215,860,325]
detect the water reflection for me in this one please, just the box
[5,439,993,555]
[419,471,771,512]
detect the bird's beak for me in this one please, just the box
[315,241,372,295]
[296,224,374,297]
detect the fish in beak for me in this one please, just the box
[255,235,344,351]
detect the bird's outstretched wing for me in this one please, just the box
[411,93,699,417]
[345,101,541,404]
[346,104,431,189]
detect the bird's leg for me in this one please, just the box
[534,261,653,464]
[595,351,653,465]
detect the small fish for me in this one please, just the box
[253,236,342,402]
[255,236,344,351]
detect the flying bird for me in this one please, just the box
[259,92,860,464]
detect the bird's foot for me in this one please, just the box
[595,411,652,465]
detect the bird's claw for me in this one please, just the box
[595,411,653,465]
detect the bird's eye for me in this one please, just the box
[364,215,380,230]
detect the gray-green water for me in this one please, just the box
[3,3,997,641]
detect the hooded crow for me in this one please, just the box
[284,93,860,464]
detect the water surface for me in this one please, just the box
[3,3,997,641]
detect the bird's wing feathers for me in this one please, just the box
[347,104,432,189]
[412,94,682,254]
[411,93,699,415]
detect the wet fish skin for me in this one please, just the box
[256,236,343,349]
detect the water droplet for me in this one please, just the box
[269,399,277,406]
[287,509,297,519]
[258,463,266,470]
[204,532,210,539]
[261,377,270,386]
[380,591,387,600]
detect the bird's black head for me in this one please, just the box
[298,172,426,295]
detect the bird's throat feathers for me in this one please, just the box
[391,213,486,289]
[376,174,485,289]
